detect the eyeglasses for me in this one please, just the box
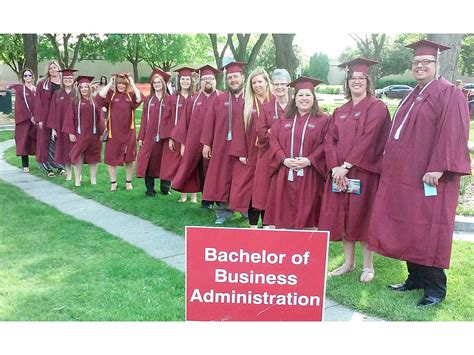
[273,83,289,87]
[201,77,215,82]
[349,77,367,82]
[412,59,437,66]
[23,73,33,78]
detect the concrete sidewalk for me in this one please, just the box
[0,139,385,321]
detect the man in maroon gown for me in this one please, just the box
[368,40,471,306]
[172,65,221,209]
[201,61,246,224]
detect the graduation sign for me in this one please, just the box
[186,227,330,321]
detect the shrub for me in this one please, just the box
[315,85,343,95]
[375,77,417,89]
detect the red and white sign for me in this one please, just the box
[186,227,329,321]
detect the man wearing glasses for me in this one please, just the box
[368,40,471,307]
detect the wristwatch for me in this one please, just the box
[341,162,352,170]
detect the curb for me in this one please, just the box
[455,215,474,233]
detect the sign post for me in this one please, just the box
[186,227,329,321]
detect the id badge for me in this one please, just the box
[423,182,437,197]
[227,131,232,141]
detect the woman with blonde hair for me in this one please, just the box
[228,67,271,228]
[34,60,64,176]
[136,68,172,197]
[63,76,104,187]
[97,73,144,191]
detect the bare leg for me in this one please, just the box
[178,193,187,202]
[360,241,375,282]
[107,165,117,191]
[328,239,356,277]
[190,192,198,203]
[89,163,98,185]
[65,163,72,181]
[125,162,134,190]
[73,155,83,187]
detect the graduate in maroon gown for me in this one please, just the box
[252,69,291,219]
[97,73,144,191]
[201,61,246,224]
[34,61,64,176]
[264,77,330,230]
[162,67,196,203]
[318,58,391,283]
[368,40,471,306]
[47,68,77,181]
[171,64,221,209]
[228,67,271,227]
[63,76,103,187]
[135,68,172,197]
[3,68,37,172]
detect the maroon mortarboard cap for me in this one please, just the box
[75,75,94,84]
[338,57,379,74]
[198,64,219,77]
[406,40,451,56]
[150,68,171,83]
[289,76,323,91]
[221,61,246,74]
[175,67,195,77]
[60,68,78,77]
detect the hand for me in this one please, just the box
[138,139,143,147]
[38,122,43,129]
[180,144,185,157]
[239,157,248,165]
[51,129,57,139]
[69,134,77,143]
[168,139,175,151]
[332,166,349,191]
[295,157,311,169]
[283,158,300,169]
[128,76,135,86]
[423,171,443,186]
[202,145,212,159]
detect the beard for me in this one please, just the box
[228,83,244,94]
[204,85,214,94]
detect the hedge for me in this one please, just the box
[375,77,417,89]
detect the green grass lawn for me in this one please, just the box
[2,141,473,321]
[0,179,184,321]
[0,130,14,142]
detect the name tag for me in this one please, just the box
[178,104,183,107]
[284,123,292,129]
[416,95,424,102]
[354,112,361,119]
[150,103,155,107]
[81,102,86,106]
[307,124,315,129]
[339,114,347,120]
[224,101,230,106]
[114,98,120,102]
[59,96,65,100]
[196,102,202,106]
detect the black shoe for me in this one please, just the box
[145,191,156,197]
[388,282,419,292]
[201,203,213,209]
[161,190,171,195]
[417,295,444,307]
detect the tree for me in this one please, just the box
[254,36,275,75]
[348,33,386,82]
[102,34,145,81]
[304,52,329,83]
[40,33,85,69]
[0,34,25,80]
[272,34,299,79]
[459,34,473,76]
[22,34,38,79]
[427,34,464,82]
[227,34,268,74]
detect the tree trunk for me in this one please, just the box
[132,61,139,82]
[22,34,38,79]
[272,34,299,79]
[427,33,464,82]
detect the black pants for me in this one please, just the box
[248,201,265,226]
[21,155,29,168]
[405,262,447,298]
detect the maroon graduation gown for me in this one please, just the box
[318,96,391,242]
[33,78,57,163]
[201,91,245,203]
[252,95,286,210]
[263,112,330,229]
[172,90,220,193]
[228,98,268,213]
[10,84,36,156]
[368,78,471,269]
[62,98,104,165]
[160,93,191,180]
[47,89,74,164]
[96,91,143,166]
[135,94,171,178]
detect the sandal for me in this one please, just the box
[47,171,55,177]
[59,169,67,176]
[178,198,187,203]
[328,263,356,277]
[23,167,30,173]
[110,181,117,192]
[360,268,375,283]
[125,180,133,190]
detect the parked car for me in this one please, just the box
[375,85,413,99]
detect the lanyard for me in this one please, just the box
[23,85,33,117]
[389,79,435,141]
[155,98,164,142]
[191,92,202,114]
[77,99,97,134]
[174,95,180,126]
[227,92,233,141]
[288,114,311,181]
[274,99,279,119]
